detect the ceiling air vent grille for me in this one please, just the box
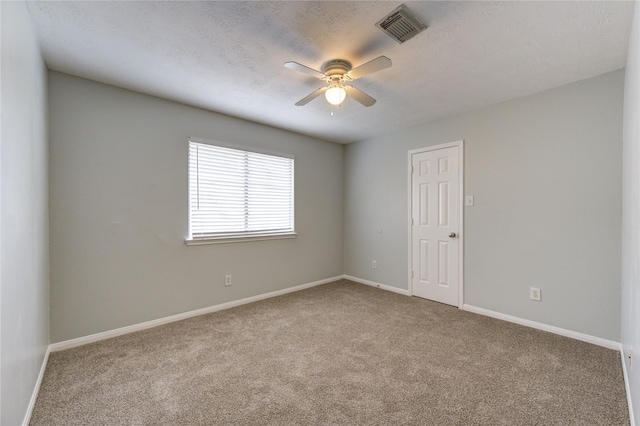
[375,4,426,44]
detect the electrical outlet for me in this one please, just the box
[530,287,541,301]
[372,260,377,269]
[225,275,232,286]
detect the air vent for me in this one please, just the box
[375,4,426,44]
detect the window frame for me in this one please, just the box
[185,137,296,245]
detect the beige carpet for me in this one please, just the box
[31,280,629,425]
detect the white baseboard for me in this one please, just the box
[22,344,51,426]
[620,344,636,426]
[462,304,620,350]
[343,275,411,296]
[50,275,343,352]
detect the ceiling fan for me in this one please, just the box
[284,56,392,107]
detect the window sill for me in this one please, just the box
[185,232,297,246]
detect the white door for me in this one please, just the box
[410,144,461,306]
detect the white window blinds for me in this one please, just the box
[188,141,294,240]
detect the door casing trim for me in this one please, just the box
[407,140,464,308]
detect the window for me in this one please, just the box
[186,139,295,244]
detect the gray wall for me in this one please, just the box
[345,70,624,341]
[49,72,344,343]
[1,2,50,424]
[621,1,639,421]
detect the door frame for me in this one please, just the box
[407,140,465,307]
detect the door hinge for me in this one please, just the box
[411,218,414,226]
[411,270,414,278]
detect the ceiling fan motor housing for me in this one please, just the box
[322,59,352,76]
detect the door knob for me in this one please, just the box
[449,232,457,238]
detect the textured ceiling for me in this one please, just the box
[27,1,634,144]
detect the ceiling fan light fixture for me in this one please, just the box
[325,86,347,106]
[286,56,391,107]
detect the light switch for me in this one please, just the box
[465,196,474,206]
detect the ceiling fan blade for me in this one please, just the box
[284,61,326,79]
[347,56,392,80]
[295,86,328,106]
[345,85,376,107]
